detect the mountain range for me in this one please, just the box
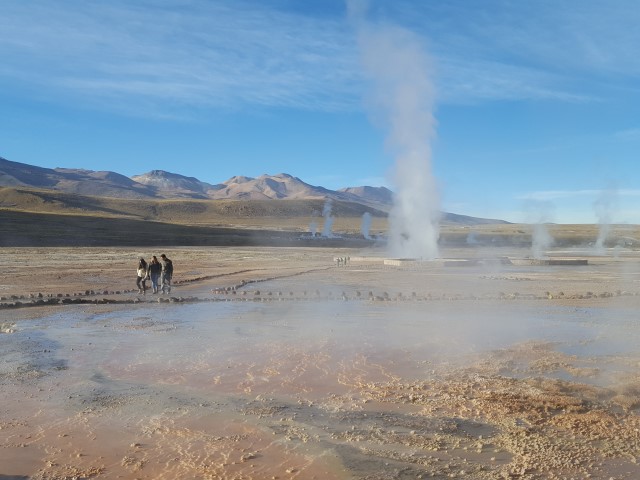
[0,156,391,207]
[0,156,506,225]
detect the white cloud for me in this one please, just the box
[2,0,639,117]
[437,58,593,105]
[614,128,640,140]
[393,1,640,104]
[0,1,360,115]
[518,190,602,201]
[519,189,640,201]
[400,1,640,76]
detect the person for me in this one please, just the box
[160,253,173,294]
[136,257,148,294]
[148,255,162,294]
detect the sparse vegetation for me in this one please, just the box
[1,186,638,248]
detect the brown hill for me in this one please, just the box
[0,156,510,244]
[0,186,386,222]
[130,170,221,199]
[211,173,334,200]
[0,156,156,198]
[0,186,387,247]
[338,185,393,208]
[1,156,396,207]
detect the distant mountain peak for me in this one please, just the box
[131,170,219,199]
[338,185,394,207]
[266,173,296,180]
[0,156,154,198]
[0,156,508,224]
[143,169,198,180]
[224,175,254,184]
[215,173,329,201]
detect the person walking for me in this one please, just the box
[148,255,162,294]
[160,253,173,294]
[136,257,149,295]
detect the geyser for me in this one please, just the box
[594,185,617,253]
[321,198,334,238]
[361,211,372,239]
[527,201,554,259]
[352,7,440,260]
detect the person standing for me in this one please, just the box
[136,257,149,294]
[148,255,162,294]
[160,253,173,294]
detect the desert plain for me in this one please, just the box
[1,237,640,479]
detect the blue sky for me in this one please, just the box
[1,0,639,224]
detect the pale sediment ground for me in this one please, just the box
[1,245,640,479]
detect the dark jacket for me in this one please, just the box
[161,258,173,276]
[148,261,162,276]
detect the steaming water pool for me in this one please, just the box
[4,300,638,396]
[2,300,639,479]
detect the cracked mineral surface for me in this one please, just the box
[1,246,639,479]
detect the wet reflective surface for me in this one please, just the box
[2,299,639,478]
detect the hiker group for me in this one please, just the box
[136,254,173,295]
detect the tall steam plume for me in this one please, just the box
[594,185,618,253]
[525,200,554,259]
[361,211,372,239]
[350,2,440,259]
[322,198,334,237]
